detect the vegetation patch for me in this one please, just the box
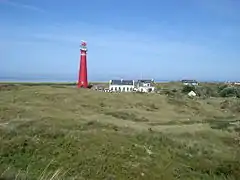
[104,111,149,122]
[0,84,240,179]
[0,84,19,91]
[149,119,201,126]
[204,118,240,131]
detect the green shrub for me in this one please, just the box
[194,84,240,98]
[182,85,195,94]
[219,87,240,98]
[87,84,93,89]
[218,84,229,93]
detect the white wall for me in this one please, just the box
[138,86,155,92]
[109,85,134,92]
[183,82,198,86]
[136,82,155,92]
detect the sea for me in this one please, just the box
[0,75,172,83]
[0,74,227,83]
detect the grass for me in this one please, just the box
[0,84,240,180]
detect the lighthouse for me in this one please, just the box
[77,40,88,88]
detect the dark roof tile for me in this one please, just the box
[181,80,198,83]
[137,79,153,83]
[110,80,134,85]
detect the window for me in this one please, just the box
[127,87,129,91]
[115,87,117,91]
[123,87,125,92]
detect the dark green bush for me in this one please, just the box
[182,85,195,94]
[87,84,93,89]
[219,87,240,98]
[190,84,240,98]
[218,84,229,93]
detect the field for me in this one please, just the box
[0,83,240,180]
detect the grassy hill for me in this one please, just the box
[0,84,239,180]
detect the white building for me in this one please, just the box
[109,79,135,92]
[181,80,198,86]
[136,79,155,92]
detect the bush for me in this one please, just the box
[182,85,195,94]
[193,84,240,98]
[87,84,93,89]
[218,84,229,93]
[219,87,240,98]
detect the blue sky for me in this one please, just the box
[0,0,239,81]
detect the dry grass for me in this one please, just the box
[0,84,239,180]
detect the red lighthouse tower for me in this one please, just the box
[77,40,88,88]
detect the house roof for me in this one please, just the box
[110,80,134,85]
[137,79,154,83]
[111,80,122,85]
[181,80,198,83]
[122,80,134,85]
